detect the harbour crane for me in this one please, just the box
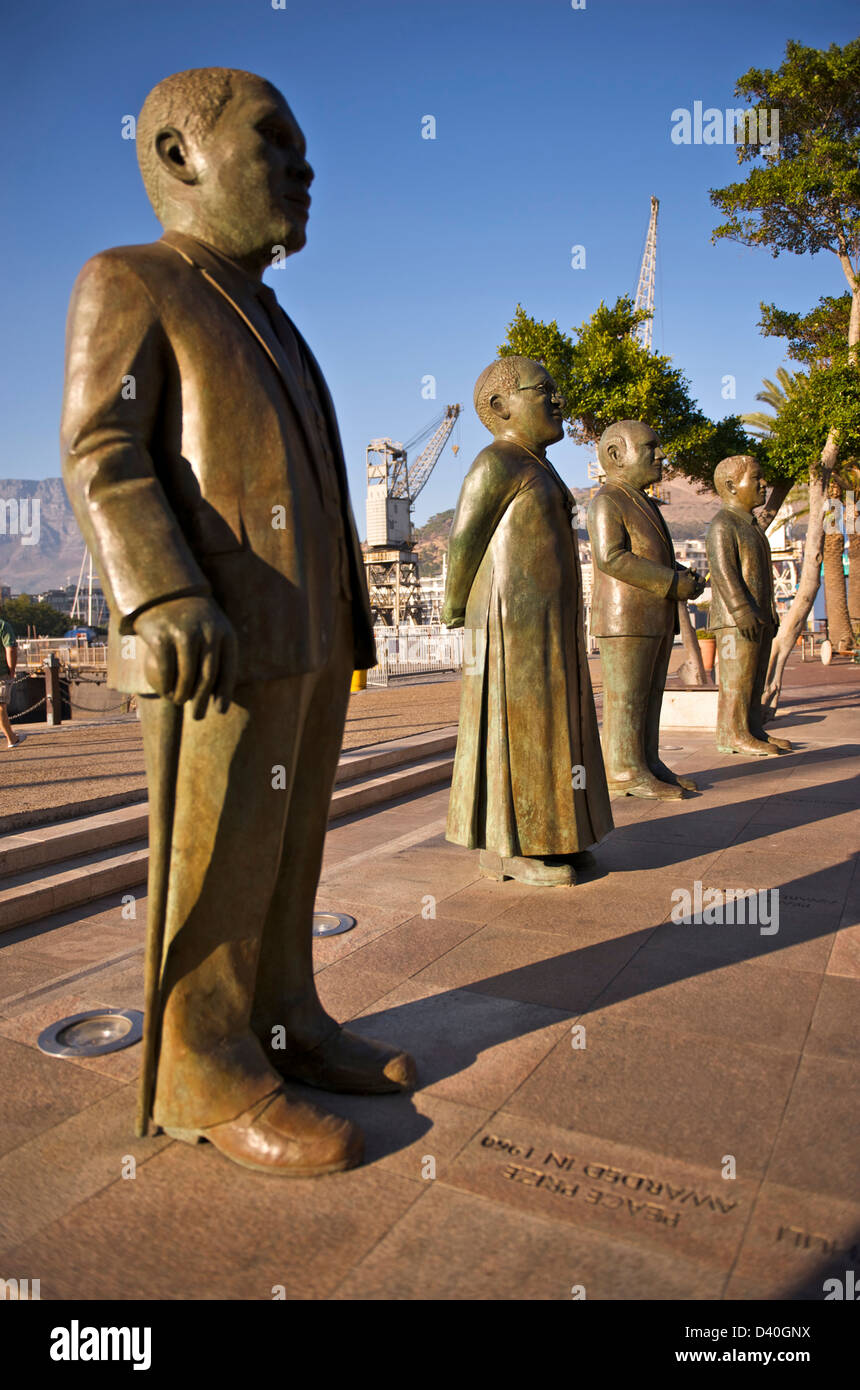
[588,194,663,495]
[364,403,461,626]
[633,194,659,353]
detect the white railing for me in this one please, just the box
[367,626,465,686]
[16,638,108,669]
[366,612,599,684]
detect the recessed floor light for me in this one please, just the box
[312,912,356,938]
[37,1008,143,1057]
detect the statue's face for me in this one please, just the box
[733,459,767,511]
[493,364,565,448]
[606,424,665,490]
[182,78,313,263]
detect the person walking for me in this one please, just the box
[0,611,24,749]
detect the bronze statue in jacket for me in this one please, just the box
[587,421,704,799]
[706,455,791,756]
[61,68,415,1178]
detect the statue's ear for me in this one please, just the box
[724,475,738,496]
[489,392,510,422]
[154,126,199,186]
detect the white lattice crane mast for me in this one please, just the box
[589,195,661,495]
[395,404,461,506]
[364,403,461,626]
[633,194,659,352]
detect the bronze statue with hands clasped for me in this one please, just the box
[587,421,705,800]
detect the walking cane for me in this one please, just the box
[135,697,183,1138]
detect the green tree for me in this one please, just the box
[1,595,70,638]
[500,296,758,687]
[500,297,756,485]
[710,38,860,701]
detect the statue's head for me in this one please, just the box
[714,455,766,512]
[137,68,313,271]
[473,356,565,449]
[598,420,665,491]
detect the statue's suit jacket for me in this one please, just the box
[706,504,778,632]
[61,230,376,692]
[587,479,679,637]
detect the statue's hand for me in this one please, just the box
[734,605,763,642]
[676,571,704,602]
[133,596,238,718]
[441,606,464,629]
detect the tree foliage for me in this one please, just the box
[499,297,754,486]
[709,39,860,265]
[760,364,860,485]
[1,595,70,638]
[759,294,851,367]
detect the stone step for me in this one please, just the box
[331,751,455,818]
[0,803,149,879]
[0,841,149,934]
[0,729,457,933]
[334,727,456,784]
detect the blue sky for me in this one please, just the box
[1,0,857,530]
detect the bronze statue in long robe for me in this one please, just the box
[442,357,612,887]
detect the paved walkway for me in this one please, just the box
[0,668,857,1300]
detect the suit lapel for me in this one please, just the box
[282,312,353,495]
[161,236,324,493]
[611,481,673,560]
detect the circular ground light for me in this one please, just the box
[37,1008,143,1058]
[312,911,356,938]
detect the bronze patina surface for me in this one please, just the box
[707,456,792,757]
[61,67,414,1176]
[442,357,613,888]
[587,421,705,800]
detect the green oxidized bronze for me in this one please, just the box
[442,357,613,888]
[61,68,415,1177]
[707,455,792,757]
[587,421,705,800]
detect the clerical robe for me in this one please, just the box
[443,441,613,857]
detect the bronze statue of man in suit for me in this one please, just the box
[442,357,613,887]
[61,68,415,1177]
[587,421,704,800]
[707,455,792,757]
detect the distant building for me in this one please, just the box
[673,539,707,577]
[36,582,108,624]
[417,560,447,624]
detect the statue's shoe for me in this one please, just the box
[607,773,683,801]
[269,1027,417,1095]
[649,761,697,792]
[480,850,574,886]
[717,738,781,757]
[751,730,793,752]
[159,1085,364,1176]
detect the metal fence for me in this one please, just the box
[366,615,599,685]
[367,626,465,686]
[15,637,108,669]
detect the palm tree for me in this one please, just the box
[742,368,801,440]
